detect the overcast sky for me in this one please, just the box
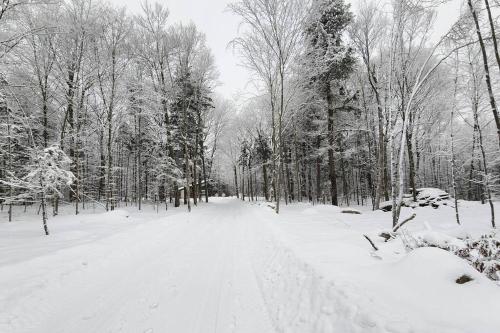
[109,0,462,101]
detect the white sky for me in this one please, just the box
[109,0,462,101]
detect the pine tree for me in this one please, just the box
[304,0,355,206]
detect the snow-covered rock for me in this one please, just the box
[415,187,451,208]
[379,187,452,212]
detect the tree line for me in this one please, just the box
[1,0,499,233]
[0,0,230,233]
[225,0,500,227]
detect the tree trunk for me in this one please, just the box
[468,126,478,201]
[484,0,500,74]
[42,93,49,148]
[137,111,142,210]
[174,183,180,207]
[389,99,398,227]
[241,165,245,201]
[7,110,12,222]
[183,139,191,213]
[451,64,461,225]
[287,149,295,202]
[193,157,198,206]
[326,83,338,205]
[316,150,321,203]
[41,191,49,236]
[294,138,301,202]
[340,141,348,206]
[262,163,269,201]
[282,150,289,205]
[98,131,105,201]
[200,137,209,203]
[368,69,386,209]
[234,165,239,198]
[307,163,313,202]
[469,0,500,150]
[406,130,417,201]
[249,167,254,201]
[106,110,113,211]
[474,104,496,228]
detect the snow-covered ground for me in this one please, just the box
[0,198,498,333]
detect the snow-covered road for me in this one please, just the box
[0,199,274,333]
[1,198,499,333]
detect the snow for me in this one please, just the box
[250,201,500,332]
[379,187,453,211]
[1,198,499,332]
[415,228,467,250]
[0,201,273,333]
[415,187,450,200]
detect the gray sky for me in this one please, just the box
[110,0,462,100]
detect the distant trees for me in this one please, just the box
[349,0,387,209]
[229,0,305,213]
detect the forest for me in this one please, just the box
[0,0,499,231]
[0,0,499,332]
[224,0,500,227]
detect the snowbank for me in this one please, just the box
[363,247,499,332]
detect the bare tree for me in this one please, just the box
[350,0,387,209]
[94,5,130,211]
[230,0,305,213]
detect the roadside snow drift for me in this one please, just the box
[249,201,500,333]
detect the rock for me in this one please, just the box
[341,208,361,214]
[456,274,473,284]
[379,188,452,212]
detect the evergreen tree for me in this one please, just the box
[304,0,355,205]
